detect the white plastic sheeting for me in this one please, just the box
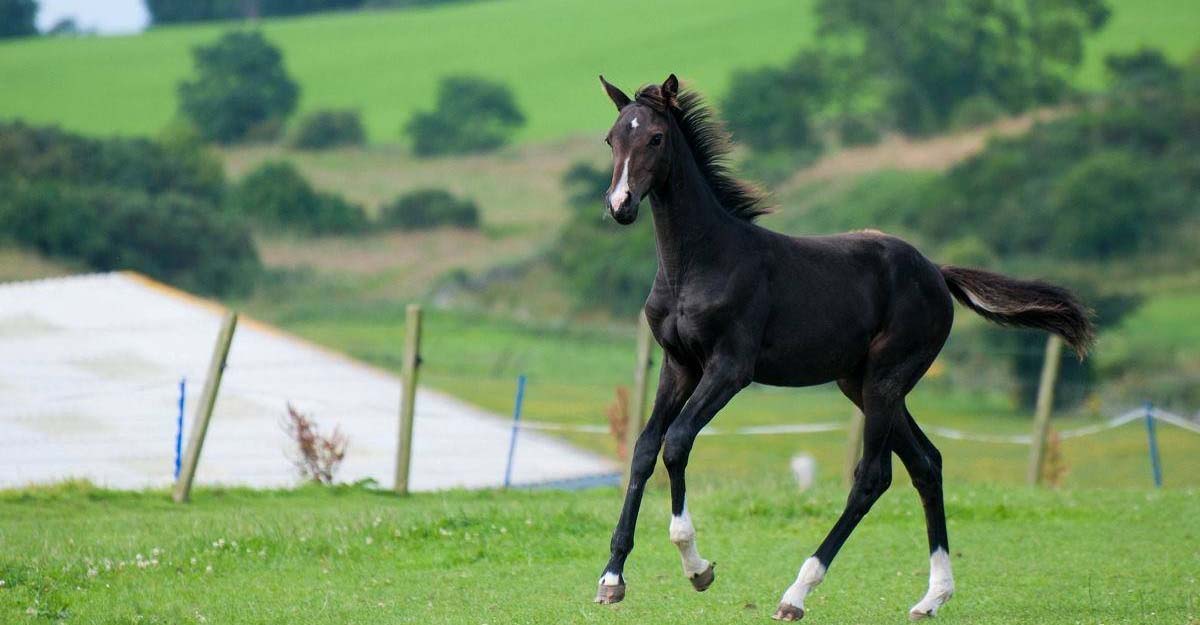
[0,272,615,491]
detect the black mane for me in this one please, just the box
[635,85,771,222]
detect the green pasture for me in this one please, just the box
[0,0,809,142]
[1,481,1196,624]
[2,0,1197,143]
[262,303,1200,490]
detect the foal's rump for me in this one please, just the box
[940,265,1095,357]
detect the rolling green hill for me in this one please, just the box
[1,0,1196,144]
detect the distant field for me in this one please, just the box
[1,482,1196,624]
[2,0,1197,143]
[0,0,810,142]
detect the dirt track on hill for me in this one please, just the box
[779,109,1064,192]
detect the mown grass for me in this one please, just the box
[2,0,1196,143]
[0,481,1196,624]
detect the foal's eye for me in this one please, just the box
[604,136,611,146]
[649,133,664,146]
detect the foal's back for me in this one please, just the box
[751,228,954,387]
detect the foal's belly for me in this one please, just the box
[751,327,872,388]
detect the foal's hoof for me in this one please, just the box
[908,608,935,621]
[771,603,804,621]
[688,562,716,592]
[594,582,626,604]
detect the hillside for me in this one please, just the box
[1,0,1197,143]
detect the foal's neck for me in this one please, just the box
[647,133,734,285]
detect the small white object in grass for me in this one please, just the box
[790,454,816,490]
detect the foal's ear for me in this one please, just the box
[599,75,632,111]
[661,73,679,107]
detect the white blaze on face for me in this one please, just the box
[608,156,631,210]
[910,548,955,618]
[630,117,639,129]
[669,502,710,577]
[779,556,826,610]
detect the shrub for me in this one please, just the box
[0,0,37,39]
[405,76,525,156]
[0,120,226,204]
[836,113,883,147]
[0,181,260,296]
[949,94,1005,131]
[1047,150,1160,260]
[549,162,656,315]
[288,109,366,150]
[380,188,480,230]
[146,0,366,24]
[723,52,829,154]
[178,31,300,144]
[230,161,368,234]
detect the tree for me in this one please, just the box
[228,160,367,234]
[0,0,37,39]
[178,31,300,143]
[405,76,525,156]
[815,0,1110,134]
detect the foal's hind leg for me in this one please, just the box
[772,391,895,621]
[893,409,953,619]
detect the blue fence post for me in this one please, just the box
[503,374,527,489]
[174,377,186,480]
[1144,401,1162,488]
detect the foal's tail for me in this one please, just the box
[940,265,1095,358]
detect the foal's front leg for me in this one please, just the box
[595,359,696,604]
[661,368,749,592]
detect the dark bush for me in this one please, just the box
[549,162,656,315]
[178,31,299,144]
[405,76,525,156]
[0,120,226,204]
[0,181,260,295]
[380,188,480,230]
[723,52,830,154]
[146,0,366,24]
[230,161,367,234]
[0,0,37,39]
[288,110,366,150]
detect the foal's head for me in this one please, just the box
[598,74,680,224]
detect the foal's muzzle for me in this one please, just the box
[606,193,639,225]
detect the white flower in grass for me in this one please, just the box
[0,579,5,587]
[204,565,213,574]
[87,568,98,578]
[365,537,374,546]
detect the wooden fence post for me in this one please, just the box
[623,310,654,489]
[173,311,237,503]
[1026,334,1064,486]
[843,407,865,487]
[394,304,423,495]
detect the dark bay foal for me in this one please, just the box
[591,74,1093,621]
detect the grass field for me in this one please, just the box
[1,481,1196,624]
[248,301,1200,490]
[2,0,1197,143]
